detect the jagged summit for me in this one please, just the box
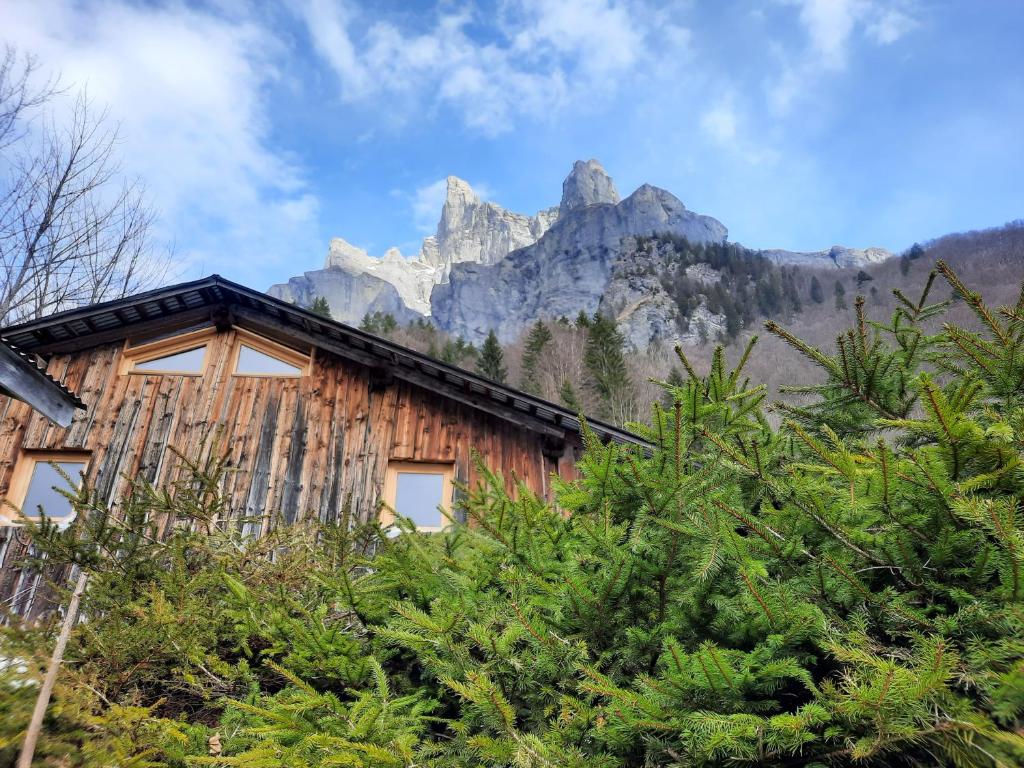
[268,159,894,344]
[559,159,620,216]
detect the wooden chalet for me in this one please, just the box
[0,275,643,616]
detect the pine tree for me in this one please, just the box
[310,296,332,319]
[559,378,583,412]
[520,320,552,394]
[439,337,477,367]
[360,311,398,336]
[834,279,847,310]
[661,366,686,408]
[475,330,507,383]
[810,275,824,304]
[583,312,632,420]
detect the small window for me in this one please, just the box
[122,328,215,375]
[134,346,206,373]
[381,462,454,532]
[231,329,310,377]
[3,451,90,527]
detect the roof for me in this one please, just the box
[0,275,646,447]
[0,337,85,427]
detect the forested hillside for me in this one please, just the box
[352,222,1024,427]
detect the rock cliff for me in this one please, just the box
[268,175,557,322]
[759,244,892,268]
[431,180,729,343]
[269,159,894,346]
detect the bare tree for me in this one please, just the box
[0,45,169,324]
[0,46,56,151]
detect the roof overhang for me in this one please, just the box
[0,276,648,447]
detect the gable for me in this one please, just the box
[0,275,644,447]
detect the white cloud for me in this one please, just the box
[297,0,674,135]
[769,0,919,114]
[1,0,319,284]
[700,103,738,144]
[866,7,918,44]
[411,179,448,233]
[795,0,864,70]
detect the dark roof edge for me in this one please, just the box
[0,338,86,426]
[1,275,647,447]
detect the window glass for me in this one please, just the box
[235,344,302,375]
[393,472,445,528]
[134,346,206,372]
[22,460,86,522]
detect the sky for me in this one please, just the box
[3,0,1022,289]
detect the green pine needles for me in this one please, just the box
[2,263,1023,767]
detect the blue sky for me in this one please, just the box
[4,1,1022,288]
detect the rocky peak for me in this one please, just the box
[325,237,371,270]
[439,176,480,231]
[559,159,620,217]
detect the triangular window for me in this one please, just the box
[134,346,206,373]
[235,344,303,375]
[122,328,215,376]
[231,329,309,377]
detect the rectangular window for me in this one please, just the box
[230,329,310,377]
[121,327,215,375]
[381,462,454,532]
[3,451,90,526]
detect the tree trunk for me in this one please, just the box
[17,569,88,768]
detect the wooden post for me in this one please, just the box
[17,569,88,768]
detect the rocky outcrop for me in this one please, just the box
[599,237,726,350]
[759,244,893,268]
[559,159,620,216]
[431,182,728,343]
[427,176,557,278]
[268,176,557,323]
[268,267,421,326]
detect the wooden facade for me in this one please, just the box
[0,276,643,618]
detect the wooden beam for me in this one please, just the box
[27,307,214,354]
[0,346,81,426]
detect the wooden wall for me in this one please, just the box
[0,322,580,618]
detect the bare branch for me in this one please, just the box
[0,56,170,324]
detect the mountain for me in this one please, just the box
[432,179,729,342]
[268,176,558,318]
[269,159,893,345]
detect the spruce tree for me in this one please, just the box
[834,278,847,310]
[661,365,686,408]
[583,312,631,420]
[310,295,332,319]
[559,377,583,412]
[475,330,507,383]
[810,274,824,304]
[519,320,552,394]
[360,311,397,336]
